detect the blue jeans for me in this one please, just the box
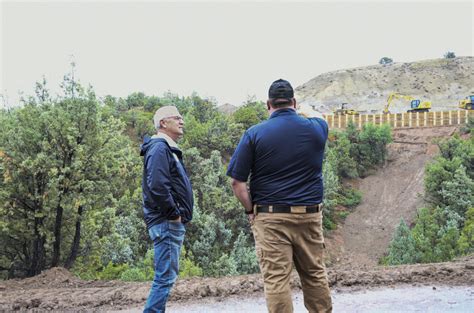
[143,220,185,313]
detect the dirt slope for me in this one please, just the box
[295,56,474,113]
[336,126,458,267]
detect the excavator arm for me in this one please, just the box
[384,93,414,113]
[384,93,430,113]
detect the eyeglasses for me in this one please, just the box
[166,116,183,121]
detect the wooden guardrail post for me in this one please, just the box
[325,110,471,130]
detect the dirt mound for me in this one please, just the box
[1,256,472,312]
[6,267,81,289]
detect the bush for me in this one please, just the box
[379,57,393,65]
[385,219,419,265]
[120,267,147,281]
[458,207,474,255]
[444,51,456,59]
[179,248,203,278]
[340,188,362,208]
[98,262,130,280]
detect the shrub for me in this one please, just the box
[379,57,393,65]
[444,51,456,59]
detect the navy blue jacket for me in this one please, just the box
[226,108,328,205]
[140,137,193,228]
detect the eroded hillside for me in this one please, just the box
[295,57,474,113]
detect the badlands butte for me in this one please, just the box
[294,56,473,114]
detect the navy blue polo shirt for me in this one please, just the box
[226,108,328,205]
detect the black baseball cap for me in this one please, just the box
[268,79,294,99]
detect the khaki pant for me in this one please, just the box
[251,212,332,313]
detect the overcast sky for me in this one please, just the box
[1,0,473,107]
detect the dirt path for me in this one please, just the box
[338,126,458,267]
[1,256,472,312]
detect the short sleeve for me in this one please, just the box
[226,131,254,182]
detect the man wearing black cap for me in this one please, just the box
[227,79,332,313]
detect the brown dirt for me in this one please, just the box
[0,125,468,312]
[335,126,458,267]
[1,255,472,312]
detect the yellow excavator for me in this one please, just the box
[333,103,359,115]
[383,92,431,114]
[458,95,474,110]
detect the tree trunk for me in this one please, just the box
[29,216,46,277]
[51,204,63,267]
[65,205,83,269]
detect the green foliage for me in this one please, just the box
[340,188,362,208]
[355,123,392,176]
[97,262,130,280]
[0,76,142,278]
[120,267,147,282]
[327,130,358,178]
[328,122,392,178]
[322,150,340,211]
[444,51,456,59]
[386,131,473,265]
[458,207,474,254]
[439,165,474,217]
[179,248,203,278]
[0,74,395,280]
[425,135,473,207]
[230,231,259,274]
[232,100,268,130]
[385,219,419,265]
[379,57,393,65]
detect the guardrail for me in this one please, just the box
[322,110,474,129]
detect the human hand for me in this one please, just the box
[297,103,325,119]
[247,213,255,224]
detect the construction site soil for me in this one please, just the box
[1,126,472,312]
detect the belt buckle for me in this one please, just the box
[290,206,306,214]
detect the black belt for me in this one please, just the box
[255,204,322,214]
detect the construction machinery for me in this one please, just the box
[383,92,431,114]
[333,103,359,115]
[458,95,474,110]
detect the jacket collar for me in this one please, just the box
[152,132,179,148]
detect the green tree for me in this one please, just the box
[439,165,474,217]
[232,100,268,130]
[444,51,456,59]
[379,57,393,65]
[230,231,259,274]
[386,219,419,265]
[458,207,474,254]
[0,78,140,277]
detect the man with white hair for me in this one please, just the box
[140,105,193,312]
